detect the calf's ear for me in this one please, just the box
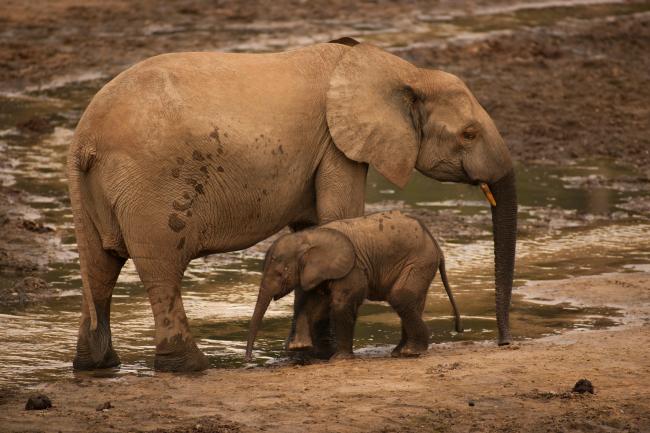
[299,229,355,290]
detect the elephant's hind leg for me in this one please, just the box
[73,243,125,370]
[130,253,209,372]
[388,268,431,357]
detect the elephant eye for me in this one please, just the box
[462,130,477,141]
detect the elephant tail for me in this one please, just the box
[438,253,463,333]
[67,135,98,331]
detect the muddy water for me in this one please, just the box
[2,0,650,389]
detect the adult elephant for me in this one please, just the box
[68,38,516,372]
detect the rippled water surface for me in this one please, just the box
[2,1,650,389]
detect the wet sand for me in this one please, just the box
[0,270,648,432]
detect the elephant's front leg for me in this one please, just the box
[285,146,368,358]
[329,283,364,360]
[315,145,368,224]
[287,286,335,359]
[133,256,209,372]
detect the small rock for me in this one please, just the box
[572,379,594,394]
[21,219,53,233]
[468,399,475,407]
[96,401,112,411]
[17,116,54,134]
[25,394,52,410]
[5,277,51,307]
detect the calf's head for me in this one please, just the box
[245,229,355,360]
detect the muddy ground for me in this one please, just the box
[1,0,650,431]
[1,271,649,432]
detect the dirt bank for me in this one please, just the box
[0,270,648,432]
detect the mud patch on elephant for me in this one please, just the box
[192,150,205,162]
[168,213,186,232]
[209,127,226,157]
[209,127,220,142]
[172,199,192,211]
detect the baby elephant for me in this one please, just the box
[245,211,463,361]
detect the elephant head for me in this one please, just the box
[326,44,517,345]
[245,229,355,360]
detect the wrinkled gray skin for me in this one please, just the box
[68,37,516,372]
[246,211,463,361]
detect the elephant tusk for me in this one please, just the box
[480,183,497,207]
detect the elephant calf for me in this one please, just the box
[245,210,463,361]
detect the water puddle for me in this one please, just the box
[2,1,650,389]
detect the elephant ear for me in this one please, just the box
[326,43,421,188]
[299,229,356,290]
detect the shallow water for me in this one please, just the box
[2,0,650,389]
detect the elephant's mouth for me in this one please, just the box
[460,160,479,185]
[273,284,293,301]
[459,161,497,206]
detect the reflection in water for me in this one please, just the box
[1,72,649,389]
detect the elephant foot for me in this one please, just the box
[395,343,428,358]
[309,343,335,360]
[330,351,354,361]
[154,335,209,372]
[73,325,121,370]
[498,335,512,346]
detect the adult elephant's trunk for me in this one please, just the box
[489,170,517,345]
[245,287,272,361]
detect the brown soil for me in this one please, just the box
[0,186,58,275]
[0,270,648,432]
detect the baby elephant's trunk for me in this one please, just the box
[245,287,272,361]
[439,255,463,333]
